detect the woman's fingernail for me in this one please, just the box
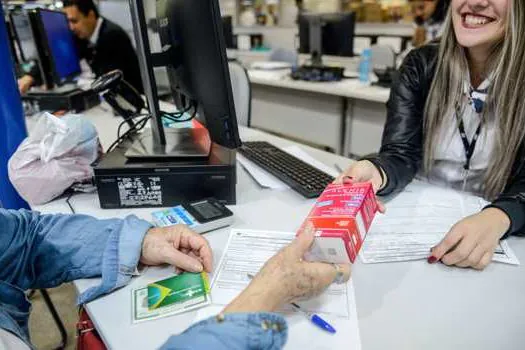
[343,176,353,184]
[427,256,438,264]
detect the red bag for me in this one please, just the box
[76,307,107,350]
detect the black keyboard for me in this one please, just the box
[238,141,335,198]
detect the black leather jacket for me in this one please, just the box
[366,43,525,236]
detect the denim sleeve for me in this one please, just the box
[160,313,288,350]
[0,209,152,304]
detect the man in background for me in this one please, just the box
[18,0,143,94]
[63,0,143,92]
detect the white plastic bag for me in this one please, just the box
[8,112,100,205]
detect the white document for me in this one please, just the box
[248,69,290,81]
[360,181,520,265]
[202,229,361,350]
[251,61,293,70]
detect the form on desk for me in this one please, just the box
[196,229,361,350]
[361,181,519,265]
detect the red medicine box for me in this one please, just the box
[298,182,378,264]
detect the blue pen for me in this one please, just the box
[247,274,336,334]
[290,302,337,334]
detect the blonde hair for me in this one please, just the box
[423,0,525,199]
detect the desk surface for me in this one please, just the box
[248,70,390,104]
[33,105,525,350]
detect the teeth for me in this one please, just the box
[464,14,490,25]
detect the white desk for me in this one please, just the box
[248,70,389,103]
[33,106,525,350]
[247,69,390,158]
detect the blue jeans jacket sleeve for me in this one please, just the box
[161,313,288,350]
[0,209,152,303]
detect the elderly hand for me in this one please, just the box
[223,224,351,313]
[334,160,386,213]
[429,208,511,270]
[140,225,213,273]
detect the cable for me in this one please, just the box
[66,191,76,214]
[114,115,150,149]
[106,102,197,154]
[117,112,151,140]
[160,99,194,118]
[106,114,151,153]
[162,102,197,123]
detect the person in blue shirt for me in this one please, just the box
[0,209,350,349]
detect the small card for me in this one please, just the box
[132,273,211,324]
[147,272,211,310]
[152,206,198,228]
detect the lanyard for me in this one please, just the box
[455,104,483,190]
[456,114,482,171]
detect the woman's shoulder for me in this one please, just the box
[405,42,440,66]
[399,42,440,82]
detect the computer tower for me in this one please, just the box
[94,141,237,209]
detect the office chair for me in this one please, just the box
[228,60,252,127]
[370,44,396,70]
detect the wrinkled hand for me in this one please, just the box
[429,208,511,270]
[140,225,213,273]
[224,224,351,313]
[18,75,34,94]
[334,160,386,213]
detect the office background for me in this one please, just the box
[3,1,441,349]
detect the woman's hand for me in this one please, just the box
[429,208,511,270]
[223,224,351,313]
[334,160,386,213]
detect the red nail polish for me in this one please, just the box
[427,256,438,264]
[343,176,353,184]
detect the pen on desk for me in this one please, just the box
[290,302,336,334]
[247,273,336,334]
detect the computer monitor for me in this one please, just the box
[5,17,20,65]
[222,16,235,49]
[30,9,81,88]
[126,0,241,158]
[298,12,356,66]
[10,12,38,62]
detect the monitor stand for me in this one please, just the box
[124,127,211,159]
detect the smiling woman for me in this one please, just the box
[337,0,525,270]
[424,0,524,199]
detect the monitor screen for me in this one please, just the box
[10,13,38,61]
[156,0,241,149]
[298,13,355,58]
[39,9,81,82]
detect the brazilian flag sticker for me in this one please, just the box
[147,272,211,310]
